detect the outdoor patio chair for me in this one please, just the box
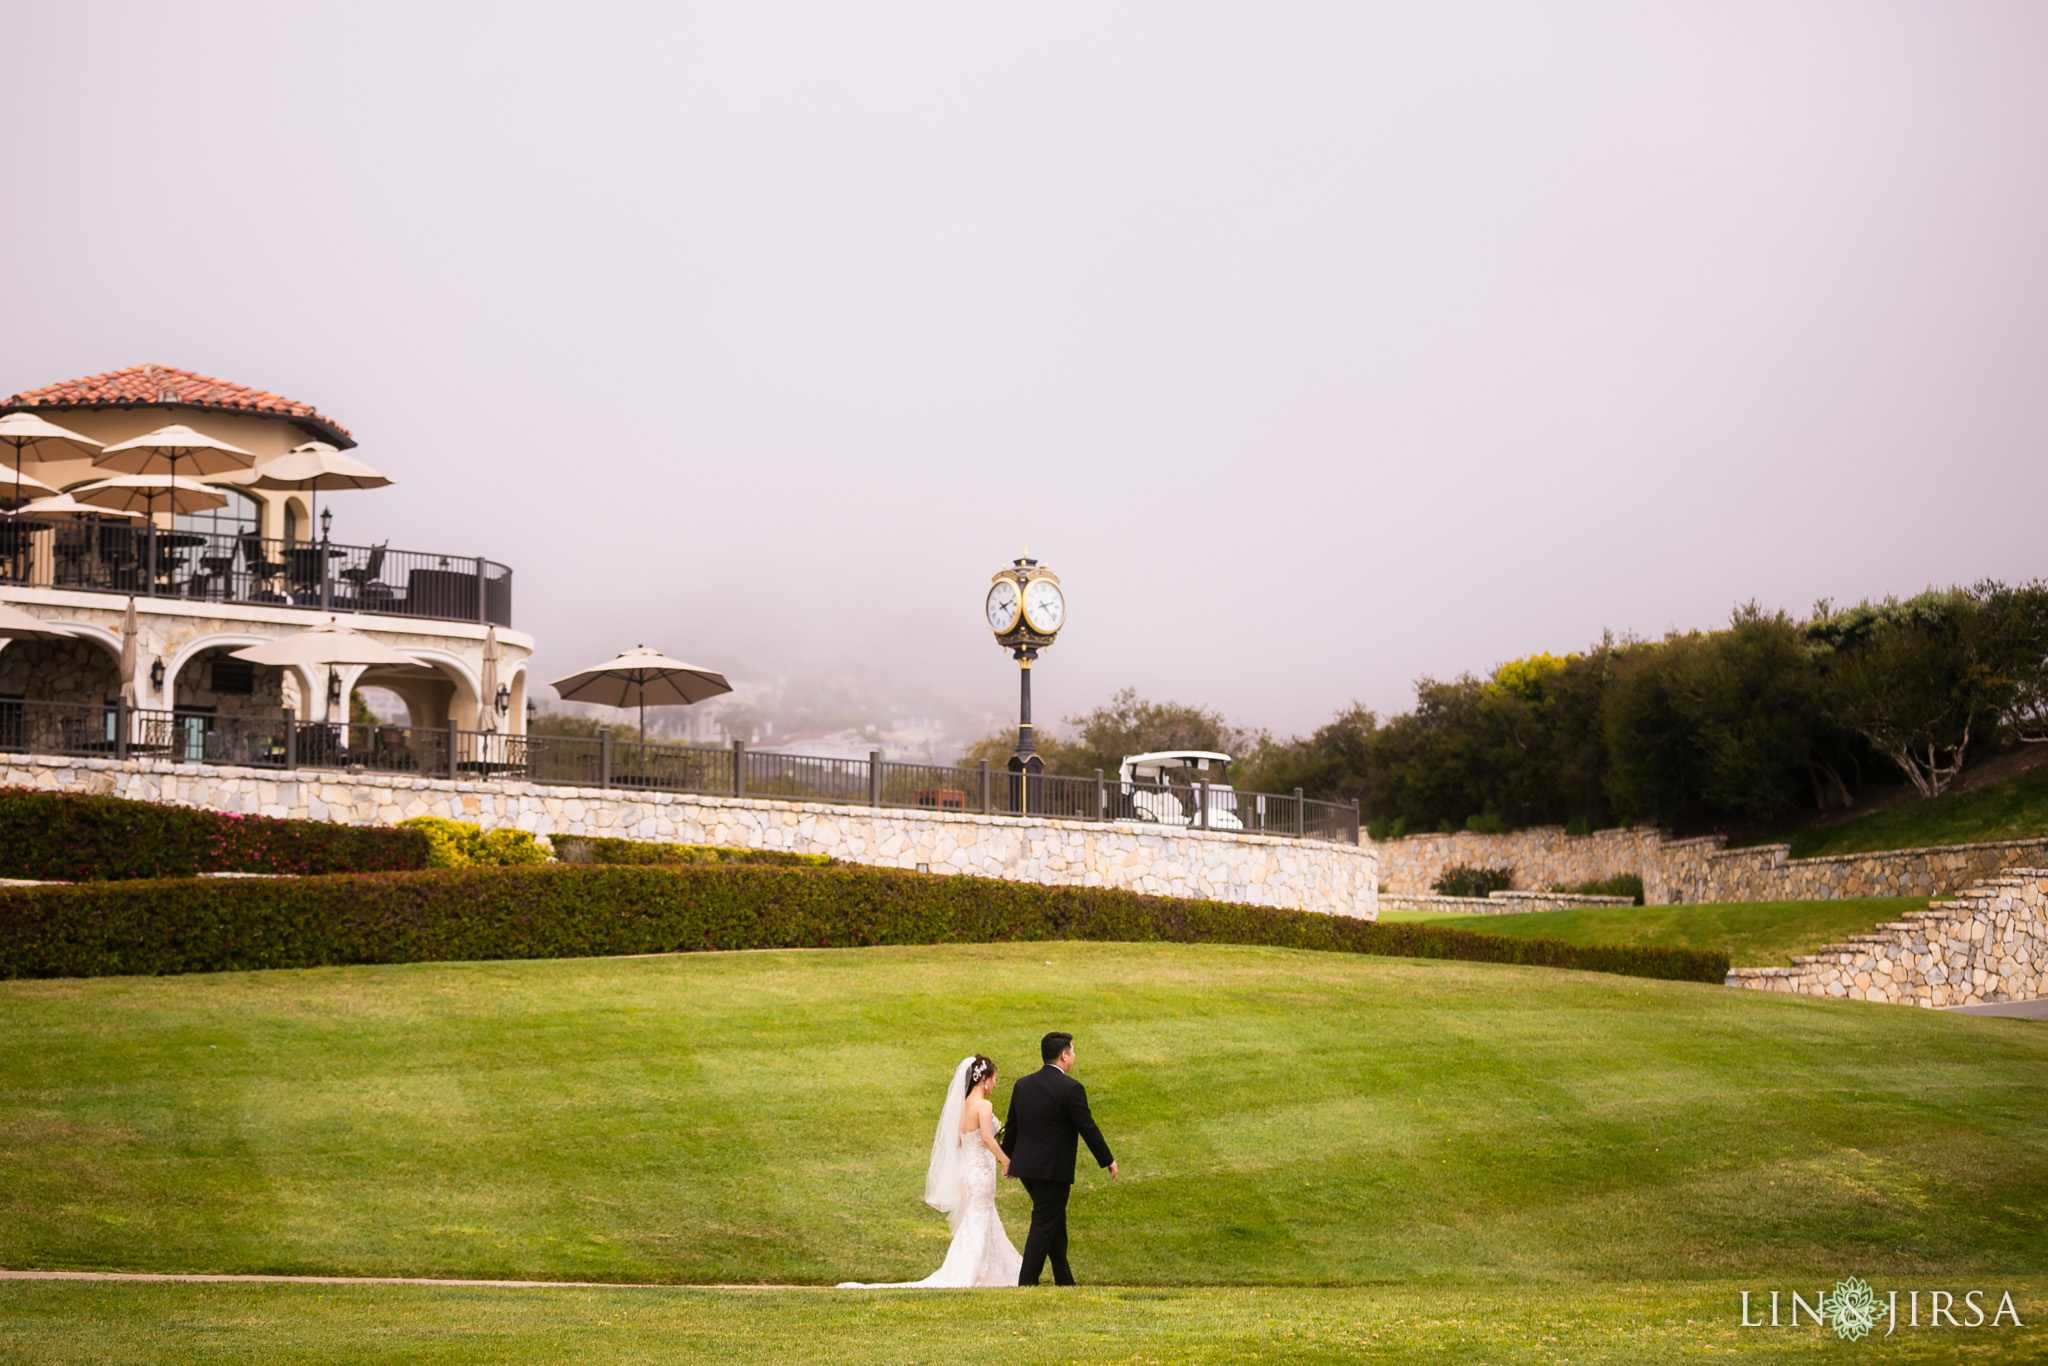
[238,533,288,602]
[338,541,396,604]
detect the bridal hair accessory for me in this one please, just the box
[965,1055,994,1089]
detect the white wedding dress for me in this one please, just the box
[840,1059,1023,1289]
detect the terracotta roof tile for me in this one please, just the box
[1,364,355,448]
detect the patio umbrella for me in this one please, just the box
[0,600,74,640]
[15,492,148,522]
[0,468,60,509]
[118,597,138,709]
[550,646,732,738]
[69,473,229,520]
[232,442,394,536]
[0,411,103,510]
[230,619,416,667]
[94,423,255,486]
[476,626,501,733]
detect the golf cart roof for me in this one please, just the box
[1121,751,1233,769]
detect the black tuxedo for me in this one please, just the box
[1001,1063,1114,1285]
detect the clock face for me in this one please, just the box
[986,579,1021,633]
[1022,578,1065,633]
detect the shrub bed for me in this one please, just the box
[0,863,1729,984]
[0,788,428,882]
[1433,863,1515,898]
[552,836,832,867]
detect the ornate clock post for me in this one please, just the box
[985,555,1065,813]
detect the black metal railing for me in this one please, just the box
[0,701,1362,844]
[0,517,512,626]
[0,704,1359,843]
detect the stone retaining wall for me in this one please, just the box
[1375,824,2048,906]
[1,754,1378,918]
[1378,891,1638,917]
[1728,870,2048,1007]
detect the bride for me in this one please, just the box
[839,1054,1023,1288]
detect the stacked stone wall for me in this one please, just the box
[1376,824,2048,906]
[1378,891,1638,917]
[0,753,1378,919]
[1728,871,2048,1007]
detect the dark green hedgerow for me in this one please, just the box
[0,863,1729,984]
[0,788,428,882]
[552,836,832,867]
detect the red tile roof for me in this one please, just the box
[1,365,356,448]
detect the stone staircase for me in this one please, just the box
[1727,869,2048,1007]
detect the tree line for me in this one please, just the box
[969,583,2048,838]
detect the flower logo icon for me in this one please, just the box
[1823,1277,1879,1341]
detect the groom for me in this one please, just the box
[1001,1031,1117,1286]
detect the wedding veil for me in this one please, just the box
[923,1056,976,1231]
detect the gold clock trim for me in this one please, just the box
[1021,578,1066,634]
[985,579,1022,635]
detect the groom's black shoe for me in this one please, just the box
[1018,1178,1076,1286]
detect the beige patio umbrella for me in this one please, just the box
[94,423,255,485]
[15,492,148,522]
[69,473,229,520]
[233,441,394,527]
[550,645,732,738]
[230,619,416,667]
[476,626,502,733]
[0,600,74,640]
[232,619,417,725]
[0,411,103,510]
[0,468,60,508]
[118,597,139,709]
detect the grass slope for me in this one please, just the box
[4,1282,2043,1365]
[1772,762,2048,859]
[1379,898,1924,967]
[2,942,2043,1294]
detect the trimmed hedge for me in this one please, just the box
[0,788,428,882]
[553,836,833,868]
[0,863,1730,984]
[399,817,552,868]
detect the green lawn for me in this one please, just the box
[3,1281,2042,1364]
[2,943,2044,1360]
[1764,761,2048,859]
[1379,898,1924,967]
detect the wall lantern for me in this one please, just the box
[327,669,343,707]
[320,506,333,541]
[149,658,165,692]
[494,683,511,716]
[525,698,537,727]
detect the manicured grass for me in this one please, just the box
[1766,762,2048,859]
[3,942,2044,1295]
[1379,898,1926,967]
[3,1281,2043,1364]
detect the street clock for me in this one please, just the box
[987,555,1064,810]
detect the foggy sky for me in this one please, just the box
[7,2,2046,743]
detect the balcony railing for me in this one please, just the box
[0,517,511,626]
[0,700,1361,845]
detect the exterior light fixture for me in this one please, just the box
[149,658,165,691]
[985,553,1065,813]
[525,698,537,727]
[320,507,333,541]
[494,683,510,715]
[327,669,342,707]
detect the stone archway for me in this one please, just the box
[0,635,124,705]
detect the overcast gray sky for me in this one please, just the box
[7,2,2046,742]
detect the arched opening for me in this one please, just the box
[0,634,126,752]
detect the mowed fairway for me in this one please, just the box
[5,943,2048,1362]
[3,941,2043,1289]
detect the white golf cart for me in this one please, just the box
[1117,750,1244,830]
